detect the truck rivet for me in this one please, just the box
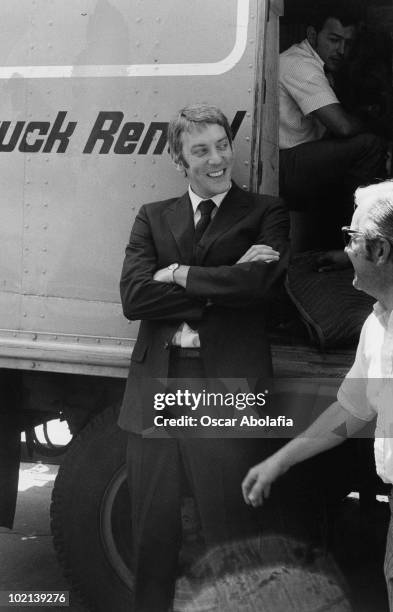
[246,136,250,142]
[151,184,155,188]
[24,269,28,274]
[44,203,48,207]
[40,314,45,318]
[242,185,249,190]
[76,337,80,342]
[32,334,37,340]
[96,338,101,343]
[156,17,161,23]
[132,183,136,188]
[42,270,47,275]
[31,362,36,368]
[42,247,47,252]
[136,17,142,23]
[244,161,249,166]
[135,42,140,47]
[248,64,253,69]
[248,89,252,93]
[23,313,27,317]
[43,224,48,229]
[24,224,29,229]
[246,113,251,118]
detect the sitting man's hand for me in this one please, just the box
[316,250,351,273]
[237,245,280,264]
[241,455,283,507]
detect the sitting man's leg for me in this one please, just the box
[280,133,386,250]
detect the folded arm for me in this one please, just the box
[155,199,290,303]
[120,205,204,321]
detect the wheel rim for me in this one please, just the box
[100,465,134,591]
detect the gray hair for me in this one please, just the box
[355,180,393,242]
[168,104,232,168]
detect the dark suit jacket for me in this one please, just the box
[118,183,290,432]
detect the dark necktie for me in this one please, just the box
[194,199,216,245]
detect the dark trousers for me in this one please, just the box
[126,351,261,612]
[279,133,386,249]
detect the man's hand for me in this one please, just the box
[316,250,351,273]
[242,455,284,507]
[153,267,173,283]
[153,265,190,287]
[237,245,280,264]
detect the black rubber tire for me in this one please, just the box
[50,405,133,612]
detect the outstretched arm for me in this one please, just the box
[241,400,368,507]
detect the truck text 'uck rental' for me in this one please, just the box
[1,0,392,610]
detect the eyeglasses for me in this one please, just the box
[342,226,393,248]
[341,226,367,247]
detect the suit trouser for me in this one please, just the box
[126,351,262,612]
[279,133,386,249]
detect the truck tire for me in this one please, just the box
[50,404,353,612]
[50,405,133,612]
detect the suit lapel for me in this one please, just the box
[195,184,251,265]
[163,192,195,264]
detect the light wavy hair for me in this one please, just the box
[168,104,232,168]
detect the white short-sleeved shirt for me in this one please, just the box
[337,303,393,484]
[279,39,339,150]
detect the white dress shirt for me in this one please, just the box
[171,185,230,348]
[338,302,393,484]
[279,39,339,150]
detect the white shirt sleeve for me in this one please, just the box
[337,320,377,421]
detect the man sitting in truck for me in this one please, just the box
[119,103,290,612]
[242,178,393,611]
[279,0,386,251]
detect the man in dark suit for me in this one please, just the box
[119,104,290,611]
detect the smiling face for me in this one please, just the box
[179,123,234,198]
[308,17,356,73]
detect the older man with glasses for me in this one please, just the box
[242,178,393,610]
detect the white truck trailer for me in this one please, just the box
[0,1,285,609]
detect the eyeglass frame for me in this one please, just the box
[341,226,393,248]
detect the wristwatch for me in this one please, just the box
[167,263,180,282]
